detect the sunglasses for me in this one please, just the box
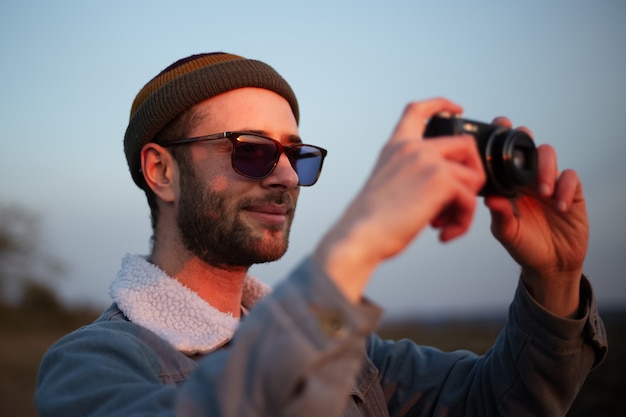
[162,132,327,186]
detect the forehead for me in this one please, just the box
[189,88,298,136]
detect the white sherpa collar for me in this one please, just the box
[110,254,271,355]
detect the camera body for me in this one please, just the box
[424,114,538,196]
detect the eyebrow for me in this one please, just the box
[242,129,303,145]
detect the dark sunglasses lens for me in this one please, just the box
[233,135,279,177]
[289,146,325,186]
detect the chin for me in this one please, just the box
[251,231,290,260]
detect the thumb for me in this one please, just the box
[484,196,517,243]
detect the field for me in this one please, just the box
[1,303,624,416]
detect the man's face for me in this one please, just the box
[174,88,301,267]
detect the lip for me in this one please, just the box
[244,203,290,226]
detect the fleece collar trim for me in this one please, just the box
[109,254,270,355]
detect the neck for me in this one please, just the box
[150,244,248,318]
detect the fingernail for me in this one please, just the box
[558,200,567,212]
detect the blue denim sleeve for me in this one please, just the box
[179,256,382,416]
[367,275,608,417]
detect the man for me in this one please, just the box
[36,52,607,416]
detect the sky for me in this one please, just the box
[1,0,625,317]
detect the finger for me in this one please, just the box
[535,144,558,197]
[491,116,513,128]
[391,97,463,142]
[554,169,581,212]
[484,195,515,219]
[421,136,486,183]
[437,186,479,242]
[426,140,487,228]
[515,125,534,140]
[483,195,517,243]
[431,168,484,228]
[492,117,535,140]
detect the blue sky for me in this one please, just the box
[1,0,624,315]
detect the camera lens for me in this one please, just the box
[485,130,538,196]
[512,148,526,169]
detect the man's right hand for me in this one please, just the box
[314,97,486,303]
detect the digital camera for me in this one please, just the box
[424,115,538,196]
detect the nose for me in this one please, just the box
[261,153,299,189]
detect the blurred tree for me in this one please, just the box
[0,203,65,306]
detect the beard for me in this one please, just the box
[176,165,296,268]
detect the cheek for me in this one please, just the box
[210,175,229,192]
[191,145,233,178]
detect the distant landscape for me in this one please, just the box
[1,285,624,417]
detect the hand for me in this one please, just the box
[315,98,486,302]
[484,117,588,317]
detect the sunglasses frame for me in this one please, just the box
[161,131,327,186]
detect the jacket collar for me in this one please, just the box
[110,254,270,355]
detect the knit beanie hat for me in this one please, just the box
[124,52,300,188]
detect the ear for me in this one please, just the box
[140,143,178,203]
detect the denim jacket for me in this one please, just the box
[35,255,607,417]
